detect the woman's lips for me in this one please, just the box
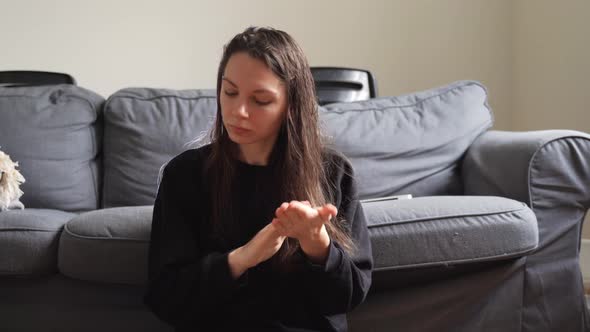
[229,125,251,135]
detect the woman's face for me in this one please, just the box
[220,52,288,152]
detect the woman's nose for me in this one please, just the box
[233,101,249,118]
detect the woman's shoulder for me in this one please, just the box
[321,146,353,176]
[321,146,359,202]
[162,144,213,178]
[321,146,357,198]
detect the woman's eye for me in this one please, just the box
[224,90,238,97]
[255,99,272,106]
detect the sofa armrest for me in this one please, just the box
[462,129,590,257]
[462,130,590,212]
[461,130,590,329]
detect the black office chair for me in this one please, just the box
[310,67,377,105]
[0,71,76,87]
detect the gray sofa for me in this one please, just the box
[1,80,588,331]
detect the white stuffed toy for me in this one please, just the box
[0,149,26,211]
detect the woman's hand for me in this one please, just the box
[272,200,337,264]
[228,222,286,279]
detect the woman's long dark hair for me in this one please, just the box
[206,26,355,262]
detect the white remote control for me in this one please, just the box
[360,194,413,203]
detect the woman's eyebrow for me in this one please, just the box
[253,88,278,96]
[222,77,237,87]
[222,76,278,96]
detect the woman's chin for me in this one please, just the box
[227,133,251,145]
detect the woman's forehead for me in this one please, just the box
[223,52,285,94]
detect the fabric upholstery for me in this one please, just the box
[0,85,104,211]
[462,130,590,331]
[58,206,153,285]
[319,80,493,200]
[0,209,76,275]
[102,88,216,208]
[363,196,538,270]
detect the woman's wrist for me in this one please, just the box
[299,226,331,265]
[228,246,250,279]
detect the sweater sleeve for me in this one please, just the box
[301,156,373,315]
[143,159,247,327]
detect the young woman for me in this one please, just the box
[144,26,373,332]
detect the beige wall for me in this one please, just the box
[0,0,513,129]
[512,0,590,238]
[513,0,590,133]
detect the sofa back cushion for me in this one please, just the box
[320,80,493,200]
[0,85,104,211]
[103,81,493,206]
[102,88,216,208]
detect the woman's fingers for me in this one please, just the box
[289,201,312,219]
[275,203,288,219]
[281,201,336,223]
[271,218,288,236]
[327,203,338,217]
[274,201,337,236]
[318,204,338,223]
[278,204,297,229]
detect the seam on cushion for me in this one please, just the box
[0,209,75,215]
[323,81,488,114]
[90,141,98,210]
[89,155,99,209]
[59,90,103,207]
[76,92,101,210]
[0,91,100,113]
[102,113,111,208]
[0,94,46,98]
[367,206,528,228]
[63,223,148,242]
[0,228,61,232]
[103,93,216,116]
[110,94,216,102]
[16,156,83,162]
[373,243,538,271]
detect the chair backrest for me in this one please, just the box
[311,67,377,105]
[0,71,76,87]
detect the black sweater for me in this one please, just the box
[144,145,373,332]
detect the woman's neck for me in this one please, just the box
[236,143,273,166]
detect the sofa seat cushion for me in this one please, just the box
[0,209,76,275]
[58,206,153,285]
[362,195,538,270]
